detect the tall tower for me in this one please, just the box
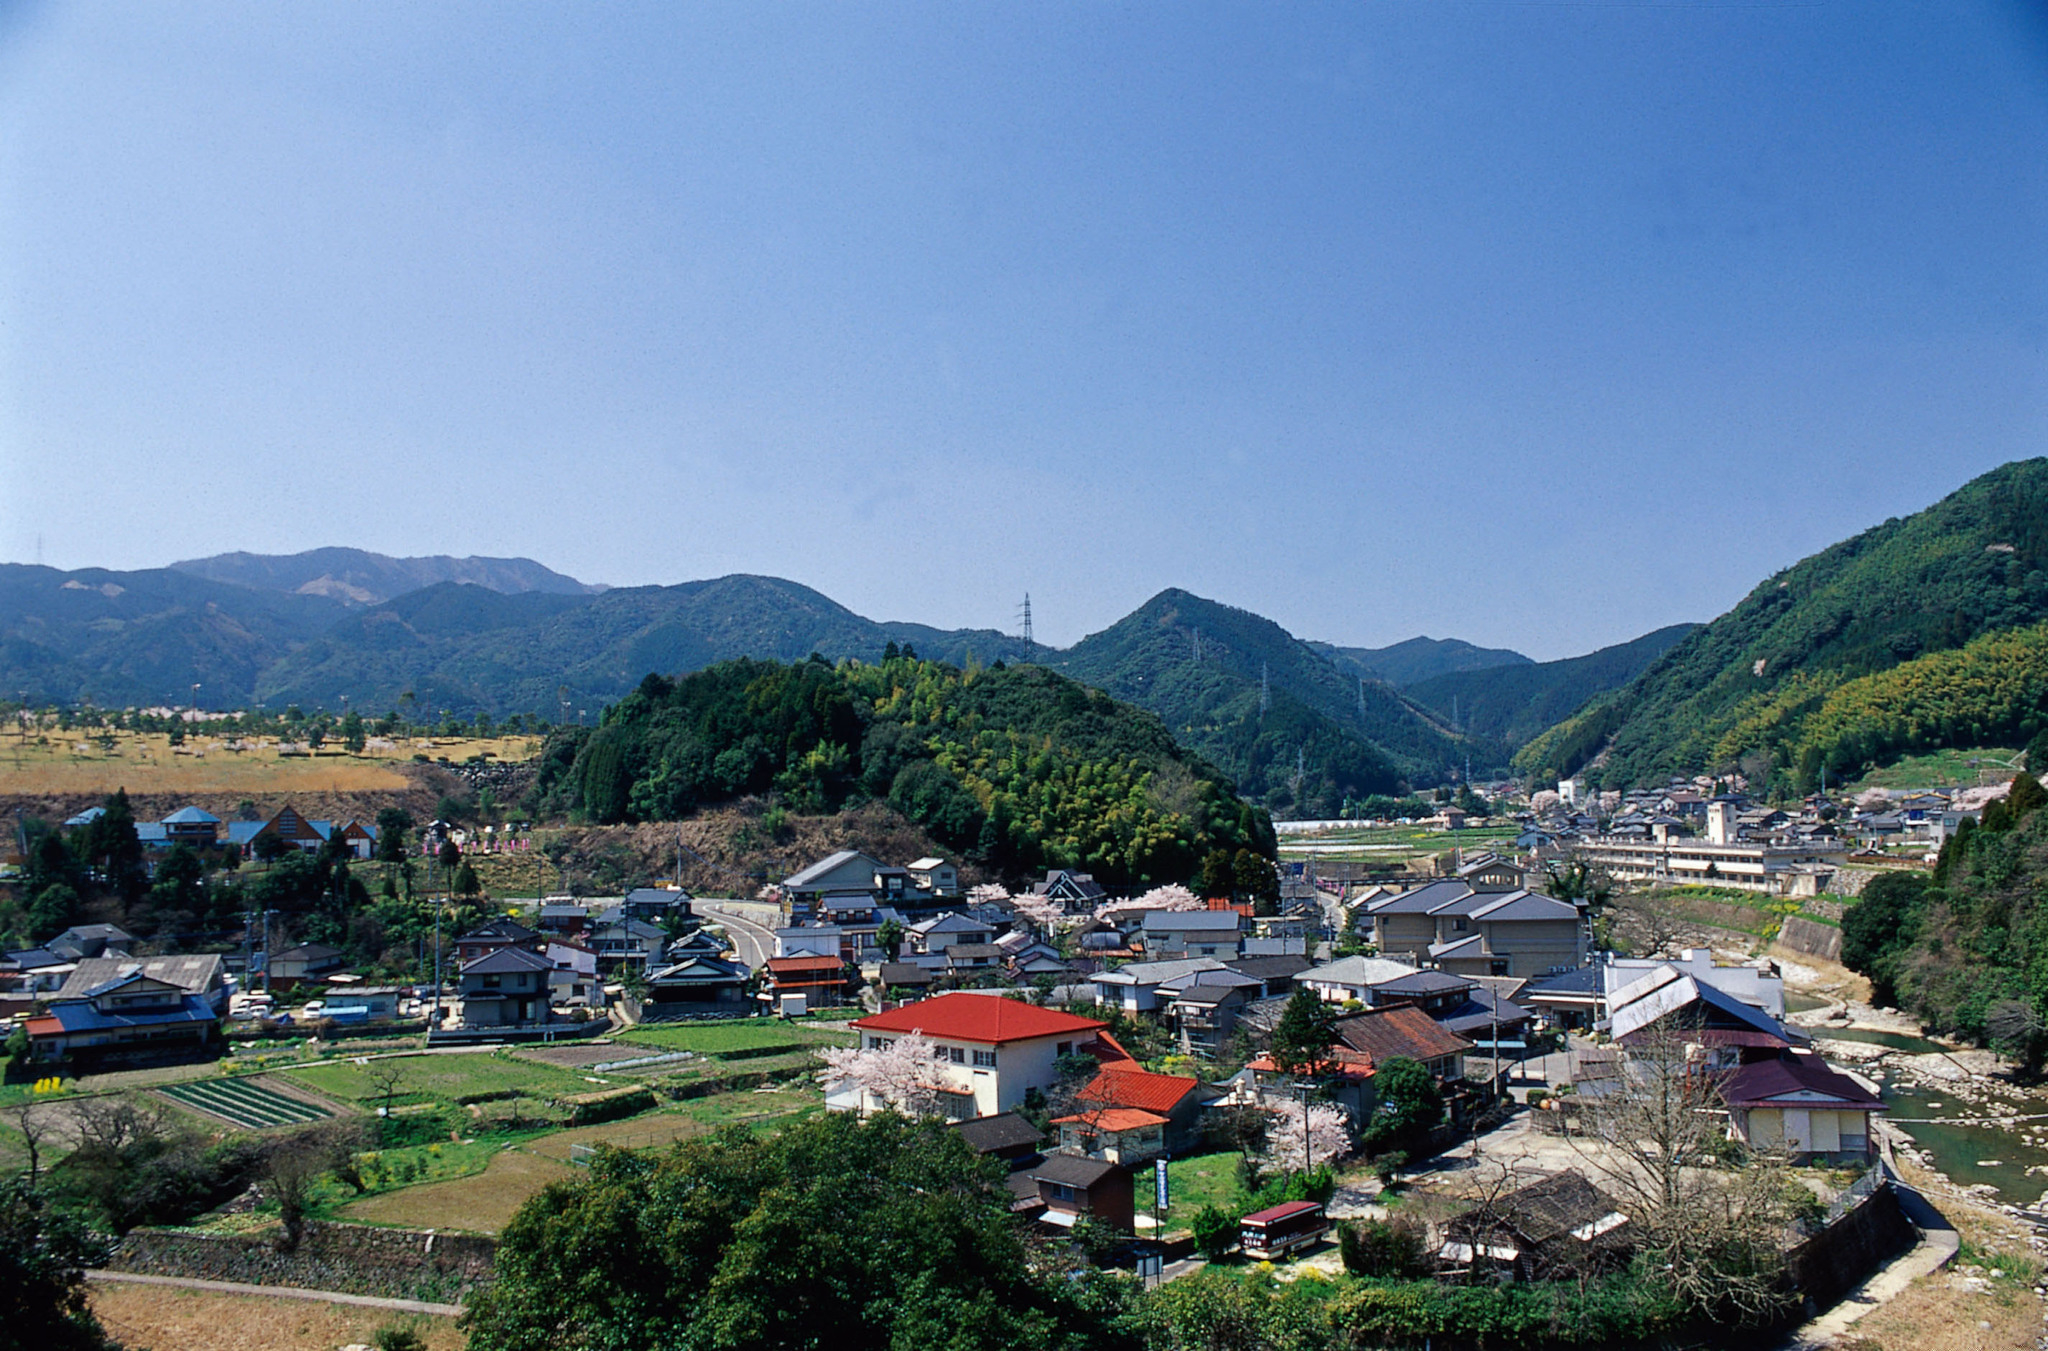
[1017,594,1034,646]
[1260,663,1270,717]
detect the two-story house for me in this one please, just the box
[1141,910,1244,960]
[587,916,667,973]
[26,953,228,1065]
[839,993,1120,1119]
[1365,873,1586,980]
[457,947,554,1027]
[909,912,996,954]
[455,918,541,966]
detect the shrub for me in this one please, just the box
[1338,1217,1428,1279]
[1190,1204,1236,1261]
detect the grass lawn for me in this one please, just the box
[614,1020,856,1056]
[281,1053,606,1106]
[1166,1150,1251,1218]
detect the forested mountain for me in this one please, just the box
[1517,458,2048,791]
[1055,589,1482,815]
[0,564,349,707]
[540,655,1275,890]
[171,547,602,605]
[1313,635,1531,687]
[0,568,1048,716]
[1404,624,1697,749]
[255,576,1048,716]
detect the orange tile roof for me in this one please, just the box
[767,956,844,973]
[1249,1046,1377,1082]
[23,1016,60,1036]
[1052,1108,1170,1132]
[853,992,1107,1045]
[1078,1064,1201,1114]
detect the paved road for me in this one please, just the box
[702,903,777,970]
[87,1269,465,1316]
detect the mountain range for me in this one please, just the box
[1517,457,2048,791]
[0,545,1685,812]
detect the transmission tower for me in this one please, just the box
[1017,594,1034,646]
[1260,663,1270,717]
[1191,627,1203,664]
[1357,676,1367,720]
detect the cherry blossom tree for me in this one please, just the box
[1131,883,1203,913]
[968,882,1012,906]
[815,1029,944,1117]
[1007,890,1064,932]
[1259,1096,1353,1174]
[1529,790,1562,814]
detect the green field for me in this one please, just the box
[1847,745,2023,791]
[281,1053,605,1105]
[614,1020,856,1056]
[160,1078,332,1129]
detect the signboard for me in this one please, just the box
[1155,1157,1170,1213]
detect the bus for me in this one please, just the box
[1238,1200,1329,1260]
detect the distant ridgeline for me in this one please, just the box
[1517,458,2048,792]
[534,655,1276,891]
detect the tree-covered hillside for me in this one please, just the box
[1840,776,2048,1056]
[1314,635,1530,687]
[1055,590,1486,816]
[1405,624,1696,749]
[536,654,1275,891]
[1517,459,2048,790]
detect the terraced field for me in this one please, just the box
[161,1077,332,1129]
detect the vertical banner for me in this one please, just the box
[1156,1156,1170,1213]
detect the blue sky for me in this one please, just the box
[2,2,2043,658]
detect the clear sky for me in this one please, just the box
[2,2,2044,659]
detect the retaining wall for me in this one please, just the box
[1787,1182,1915,1308]
[107,1221,496,1304]
[1778,916,1844,963]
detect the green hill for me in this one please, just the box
[1313,635,1531,687]
[1517,458,2048,790]
[1054,589,1485,816]
[541,655,1274,890]
[1405,624,1697,749]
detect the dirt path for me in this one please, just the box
[87,1269,463,1315]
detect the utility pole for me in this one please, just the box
[432,901,445,1028]
[262,910,277,996]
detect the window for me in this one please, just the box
[972,1049,997,1068]
[483,975,501,988]
[1056,1042,1072,1057]
[949,1047,967,1064]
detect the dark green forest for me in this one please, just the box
[1404,624,1696,750]
[535,654,1276,891]
[1841,774,2048,1062]
[1518,458,2048,790]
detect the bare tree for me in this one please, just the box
[1604,895,1687,959]
[10,1100,51,1183]
[1568,1030,1799,1323]
[361,1059,408,1116]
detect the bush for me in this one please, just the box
[373,1321,429,1351]
[1190,1204,1236,1261]
[1339,1217,1428,1279]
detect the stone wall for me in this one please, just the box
[108,1221,496,1303]
[1787,1182,1915,1308]
[1778,915,1844,963]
